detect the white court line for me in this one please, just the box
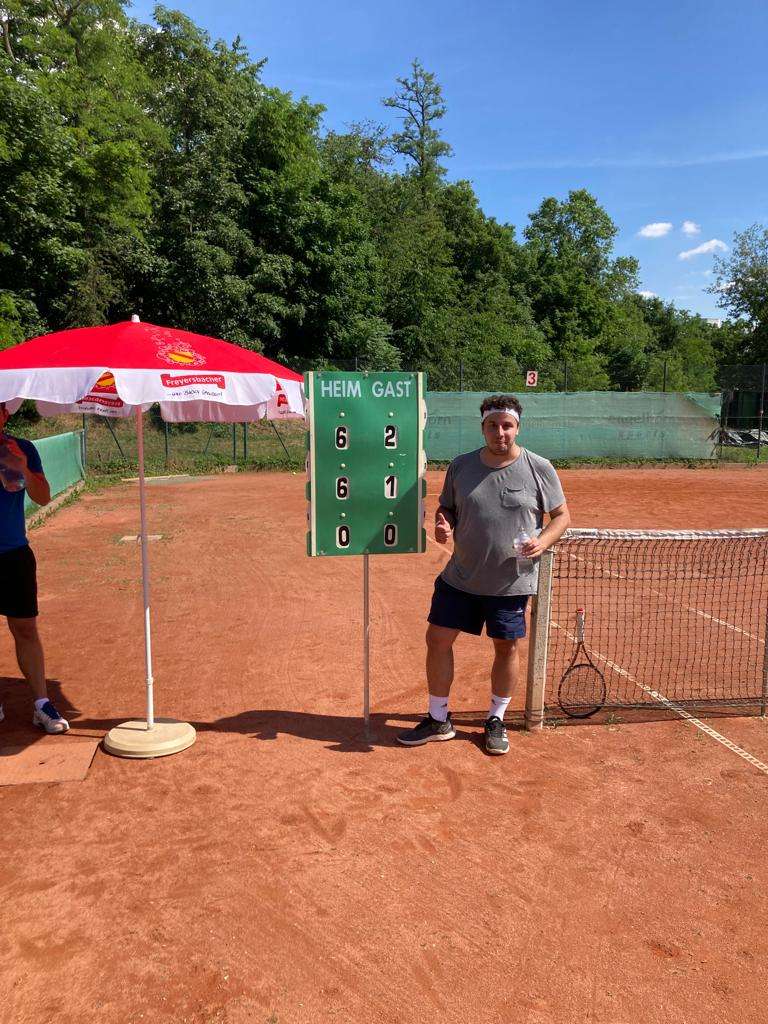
[566,552,764,644]
[553,621,768,777]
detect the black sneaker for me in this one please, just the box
[397,713,456,746]
[484,716,509,755]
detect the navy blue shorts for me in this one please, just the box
[427,575,529,640]
[0,544,38,618]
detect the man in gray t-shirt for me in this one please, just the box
[398,394,570,755]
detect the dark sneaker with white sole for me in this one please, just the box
[484,715,509,755]
[397,713,455,746]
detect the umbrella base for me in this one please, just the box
[103,718,196,759]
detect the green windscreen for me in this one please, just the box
[425,392,721,461]
[25,430,85,514]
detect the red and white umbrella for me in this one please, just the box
[0,317,305,757]
[0,316,304,420]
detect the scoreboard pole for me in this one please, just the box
[305,370,427,738]
[363,553,370,739]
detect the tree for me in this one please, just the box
[634,295,719,390]
[1,0,160,328]
[383,59,452,202]
[711,224,768,361]
[521,190,639,388]
[0,73,78,335]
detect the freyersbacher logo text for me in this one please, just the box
[161,373,226,389]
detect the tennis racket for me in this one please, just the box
[557,608,606,718]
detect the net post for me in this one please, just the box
[525,548,554,730]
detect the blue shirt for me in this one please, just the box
[0,436,43,554]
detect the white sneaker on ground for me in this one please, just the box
[33,701,70,734]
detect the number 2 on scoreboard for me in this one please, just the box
[384,424,398,449]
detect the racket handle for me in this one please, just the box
[576,608,585,642]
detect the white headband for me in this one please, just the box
[481,407,519,424]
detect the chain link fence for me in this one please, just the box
[22,413,307,476]
[717,364,768,462]
[14,360,766,472]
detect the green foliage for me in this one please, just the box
[711,225,768,361]
[634,296,719,390]
[383,59,452,201]
[520,190,641,389]
[0,5,744,394]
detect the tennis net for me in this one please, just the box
[526,529,768,722]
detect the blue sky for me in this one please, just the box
[131,0,768,319]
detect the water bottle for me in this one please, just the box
[0,439,25,492]
[513,531,534,574]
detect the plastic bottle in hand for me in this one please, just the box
[513,531,534,574]
[0,438,25,492]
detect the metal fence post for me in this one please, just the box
[459,359,464,391]
[718,392,727,460]
[81,414,87,470]
[563,361,568,393]
[164,420,169,468]
[232,423,237,463]
[243,422,248,463]
[104,416,128,463]
[662,359,668,393]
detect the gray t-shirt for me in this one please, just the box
[438,447,566,597]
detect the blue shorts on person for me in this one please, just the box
[427,575,529,640]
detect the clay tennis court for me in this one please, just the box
[3,466,768,1024]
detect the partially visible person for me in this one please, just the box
[0,402,69,733]
[398,394,570,755]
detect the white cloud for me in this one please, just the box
[681,220,701,236]
[713,280,735,292]
[678,238,728,260]
[638,290,657,299]
[638,222,673,238]
[471,147,768,172]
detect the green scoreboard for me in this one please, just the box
[305,371,427,557]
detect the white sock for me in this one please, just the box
[34,698,49,711]
[488,694,511,722]
[428,695,449,722]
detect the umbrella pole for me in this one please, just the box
[103,407,195,758]
[136,408,155,729]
